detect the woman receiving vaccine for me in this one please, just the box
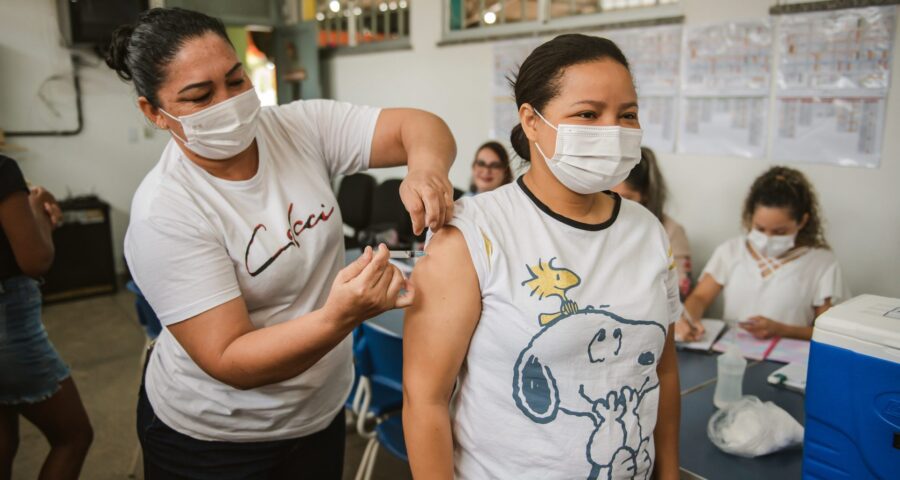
[403,35,681,480]
[677,166,849,341]
[106,7,455,478]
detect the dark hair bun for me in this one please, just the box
[105,24,135,81]
[510,124,530,161]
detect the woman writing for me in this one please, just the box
[107,8,455,478]
[402,35,681,480]
[677,166,848,341]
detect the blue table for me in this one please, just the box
[677,349,718,395]
[678,361,805,480]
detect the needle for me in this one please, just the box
[389,250,425,259]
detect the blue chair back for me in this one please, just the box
[360,322,403,393]
[126,280,162,339]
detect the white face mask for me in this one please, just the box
[747,229,796,258]
[161,88,261,160]
[532,108,643,195]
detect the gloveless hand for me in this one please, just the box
[29,186,62,228]
[399,167,455,235]
[324,244,414,330]
[740,316,781,339]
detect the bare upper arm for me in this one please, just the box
[369,108,414,168]
[403,226,482,402]
[0,191,53,276]
[167,296,256,385]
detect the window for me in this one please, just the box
[316,0,410,49]
[444,0,680,44]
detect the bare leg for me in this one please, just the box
[18,378,93,480]
[0,406,19,480]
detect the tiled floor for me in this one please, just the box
[11,290,411,480]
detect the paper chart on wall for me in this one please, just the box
[772,6,896,168]
[678,20,772,157]
[773,95,886,167]
[678,96,768,158]
[603,25,683,152]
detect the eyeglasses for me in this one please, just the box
[474,159,504,171]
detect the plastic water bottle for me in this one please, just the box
[714,343,747,409]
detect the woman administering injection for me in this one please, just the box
[106,8,455,477]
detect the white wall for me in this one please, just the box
[1,0,169,274]
[2,0,897,297]
[324,0,900,299]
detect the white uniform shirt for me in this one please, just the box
[702,236,850,327]
[445,178,682,480]
[125,99,380,441]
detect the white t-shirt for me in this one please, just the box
[125,99,380,442]
[445,177,682,480]
[702,236,850,327]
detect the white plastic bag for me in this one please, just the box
[707,396,804,458]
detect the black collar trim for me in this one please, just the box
[516,176,621,232]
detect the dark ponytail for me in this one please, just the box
[508,34,630,161]
[105,8,232,107]
[624,147,667,222]
[106,24,136,80]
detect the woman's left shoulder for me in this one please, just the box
[616,196,664,232]
[616,195,651,219]
[804,246,839,265]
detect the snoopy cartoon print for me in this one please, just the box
[513,258,667,480]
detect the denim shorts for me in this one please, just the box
[0,276,70,405]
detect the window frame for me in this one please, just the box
[315,0,413,55]
[439,0,683,46]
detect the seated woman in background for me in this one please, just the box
[612,147,692,299]
[677,166,849,342]
[468,141,513,195]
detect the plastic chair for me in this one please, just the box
[348,320,403,424]
[353,321,407,480]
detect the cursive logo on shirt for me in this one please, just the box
[244,202,335,277]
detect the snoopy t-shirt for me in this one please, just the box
[446,177,681,480]
[125,99,380,441]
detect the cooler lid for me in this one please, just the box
[814,295,900,354]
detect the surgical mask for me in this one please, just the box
[747,229,796,258]
[533,108,643,194]
[161,88,261,160]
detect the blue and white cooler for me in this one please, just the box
[803,294,900,479]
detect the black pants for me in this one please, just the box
[137,375,345,480]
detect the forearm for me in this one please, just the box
[653,369,680,479]
[216,306,352,389]
[776,323,813,340]
[403,401,455,480]
[401,111,455,174]
[682,295,705,323]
